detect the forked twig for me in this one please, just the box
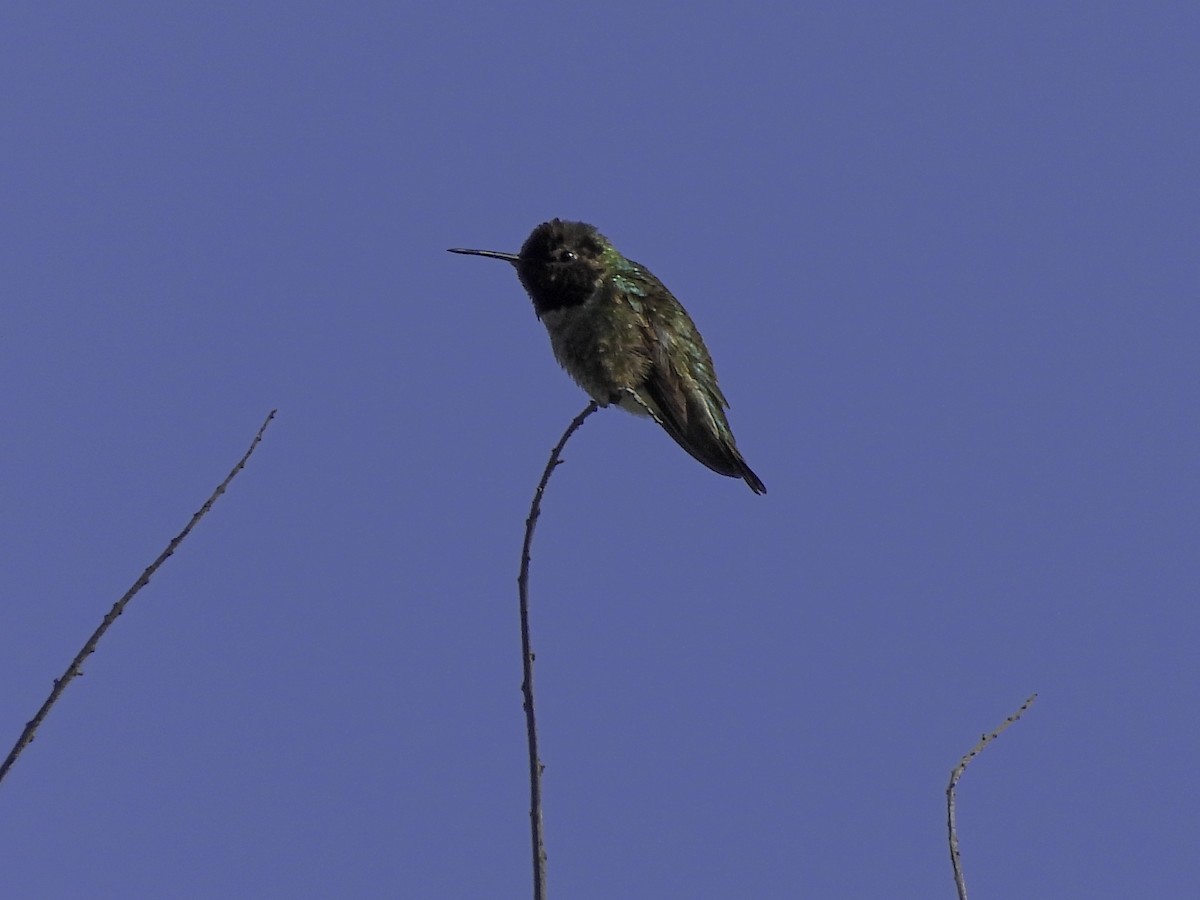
[517,401,599,900]
[0,410,277,787]
[947,693,1038,900]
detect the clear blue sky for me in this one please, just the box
[2,4,1196,897]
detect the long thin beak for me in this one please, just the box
[448,247,520,265]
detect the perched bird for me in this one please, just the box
[449,219,766,494]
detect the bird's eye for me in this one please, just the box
[556,249,577,263]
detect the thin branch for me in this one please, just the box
[946,692,1038,900]
[517,401,599,900]
[0,410,278,787]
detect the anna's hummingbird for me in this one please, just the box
[450,219,766,495]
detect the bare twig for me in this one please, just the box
[0,410,278,787]
[517,401,599,900]
[947,693,1038,900]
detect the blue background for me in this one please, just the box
[2,3,1196,897]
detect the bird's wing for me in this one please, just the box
[632,286,750,480]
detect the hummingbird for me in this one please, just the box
[449,219,766,495]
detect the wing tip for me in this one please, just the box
[738,462,767,495]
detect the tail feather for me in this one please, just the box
[630,386,767,495]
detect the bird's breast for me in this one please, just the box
[539,301,651,403]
